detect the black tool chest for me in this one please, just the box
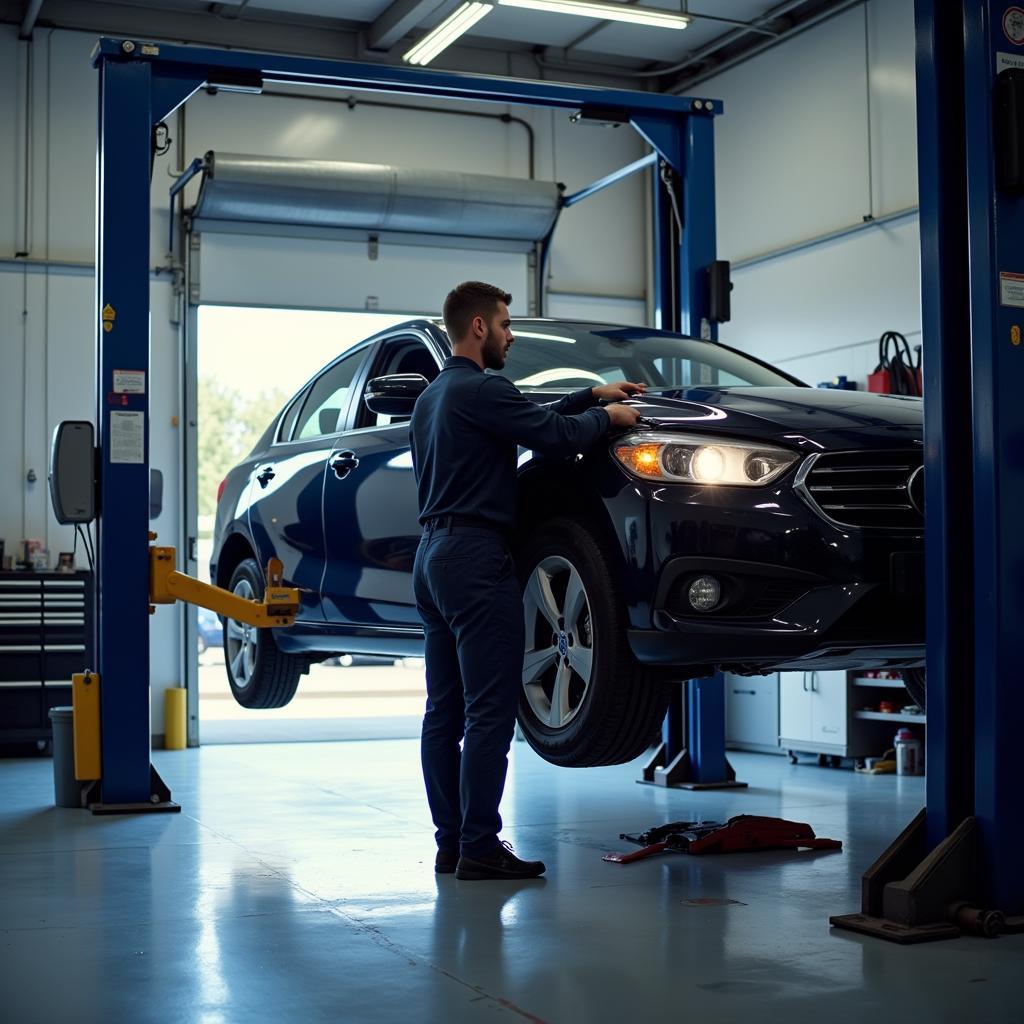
[0,572,93,746]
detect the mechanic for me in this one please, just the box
[410,280,644,881]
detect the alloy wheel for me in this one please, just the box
[225,578,258,691]
[522,556,594,728]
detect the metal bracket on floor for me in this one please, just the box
[638,676,747,791]
[830,810,1024,943]
[85,765,181,816]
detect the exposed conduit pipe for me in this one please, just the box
[19,0,44,39]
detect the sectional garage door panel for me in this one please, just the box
[196,232,529,313]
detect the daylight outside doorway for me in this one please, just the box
[196,305,427,743]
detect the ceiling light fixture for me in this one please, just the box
[403,2,493,66]
[498,0,689,30]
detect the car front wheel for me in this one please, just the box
[517,519,672,767]
[224,558,305,709]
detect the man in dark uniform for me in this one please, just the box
[410,281,644,880]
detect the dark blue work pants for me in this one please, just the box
[413,526,524,858]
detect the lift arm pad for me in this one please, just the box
[149,546,299,627]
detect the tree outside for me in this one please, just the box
[197,377,289,519]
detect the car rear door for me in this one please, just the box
[246,344,372,622]
[320,331,442,627]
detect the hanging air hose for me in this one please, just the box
[868,331,922,396]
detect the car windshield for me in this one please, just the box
[480,323,801,392]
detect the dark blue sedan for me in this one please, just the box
[211,319,925,766]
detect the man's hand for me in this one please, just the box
[604,403,642,429]
[592,381,647,403]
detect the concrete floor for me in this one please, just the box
[0,743,1019,1023]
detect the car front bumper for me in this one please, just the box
[614,465,925,673]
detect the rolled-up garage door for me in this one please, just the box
[193,152,561,246]
[190,152,557,311]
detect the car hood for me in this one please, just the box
[628,386,922,447]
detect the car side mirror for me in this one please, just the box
[364,374,430,416]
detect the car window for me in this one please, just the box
[356,336,440,429]
[294,347,370,440]
[276,387,308,443]
[493,326,801,391]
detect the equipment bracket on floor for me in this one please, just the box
[638,677,747,790]
[84,765,180,816]
[830,810,1023,943]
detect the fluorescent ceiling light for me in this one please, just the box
[498,0,689,30]
[404,3,493,65]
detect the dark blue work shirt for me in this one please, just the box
[410,356,611,529]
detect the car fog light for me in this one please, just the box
[688,575,721,612]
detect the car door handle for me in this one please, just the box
[331,452,359,479]
[256,467,275,487]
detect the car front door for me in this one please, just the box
[246,344,371,622]
[320,333,441,627]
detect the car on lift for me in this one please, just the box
[210,319,925,767]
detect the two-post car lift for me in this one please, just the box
[87,37,733,813]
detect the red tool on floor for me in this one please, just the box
[602,815,842,863]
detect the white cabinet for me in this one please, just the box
[778,671,927,763]
[779,670,848,755]
[725,673,781,754]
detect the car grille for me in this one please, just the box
[801,450,924,529]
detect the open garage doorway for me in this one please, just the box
[194,304,428,743]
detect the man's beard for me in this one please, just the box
[482,326,506,370]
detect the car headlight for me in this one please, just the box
[612,432,798,486]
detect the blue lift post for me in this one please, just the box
[90,37,735,809]
[830,0,1024,940]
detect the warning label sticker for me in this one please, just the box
[112,369,145,394]
[1004,7,1024,45]
[110,410,144,464]
[1000,272,1024,307]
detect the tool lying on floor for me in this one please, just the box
[603,814,842,863]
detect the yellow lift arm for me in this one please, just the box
[149,538,300,627]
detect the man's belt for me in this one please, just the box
[423,514,510,537]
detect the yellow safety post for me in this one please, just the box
[72,672,102,780]
[165,687,187,750]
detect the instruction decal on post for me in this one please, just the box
[1000,271,1024,307]
[997,50,1024,71]
[110,410,145,464]
[113,369,146,394]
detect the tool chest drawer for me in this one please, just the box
[0,572,93,745]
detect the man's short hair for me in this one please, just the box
[443,281,512,342]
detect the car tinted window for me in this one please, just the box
[490,326,801,391]
[294,348,369,440]
[276,387,308,443]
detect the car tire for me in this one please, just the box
[903,667,926,711]
[517,518,672,767]
[224,558,304,709]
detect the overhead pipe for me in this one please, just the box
[19,0,44,39]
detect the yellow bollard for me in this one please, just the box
[164,687,187,750]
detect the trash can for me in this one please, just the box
[48,706,82,808]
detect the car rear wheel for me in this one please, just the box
[517,519,672,767]
[224,558,304,709]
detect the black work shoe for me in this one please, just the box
[435,849,459,874]
[455,840,546,880]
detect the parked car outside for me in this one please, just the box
[197,606,223,655]
[211,319,925,767]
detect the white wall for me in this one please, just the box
[707,0,920,386]
[0,23,648,739]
